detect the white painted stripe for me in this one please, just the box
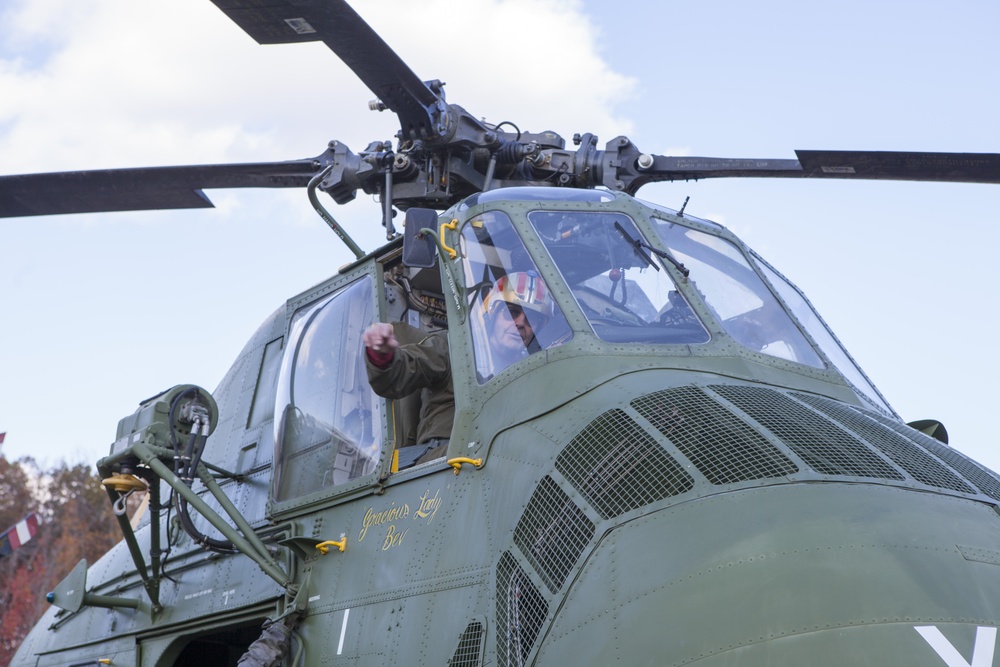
[337,608,351,655]
[976,627,999,667]
[915,626,997,667]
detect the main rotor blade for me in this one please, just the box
[632,151,1000,186]
[0,159,322,218]
[796,150,1000,183]
[210,0,439,135]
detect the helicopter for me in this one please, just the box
[2,1,999,470]
[2,0,999,474]
[4,0,1000,665]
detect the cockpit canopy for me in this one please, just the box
[268,187,894,506]
[452,187,890,413]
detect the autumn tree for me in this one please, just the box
[0,455,121,665]
[0,454,37,660]
[0,456,33,535]
[39,462,122,583]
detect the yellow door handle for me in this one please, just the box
[316,539,347,554]
[439,219,459,259]
[447,457,483,475]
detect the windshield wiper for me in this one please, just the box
[613,221,657,270]
[613,222,690,277]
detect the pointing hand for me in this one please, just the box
[363,323,399,354]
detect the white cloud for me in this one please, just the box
[0,0,638,466]
[0,0,635,176]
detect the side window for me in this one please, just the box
[272,277,382,502]
[247,337,283,429]
[756,258,893,414]
[460,210,571,382]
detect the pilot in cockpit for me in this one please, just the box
[478,271,554,371]
[362,271,556,466]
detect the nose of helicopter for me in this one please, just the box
[529,482,1000,666]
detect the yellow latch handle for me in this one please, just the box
[447,457,483,475]
[439,219,459,259]
[316,539,347,555]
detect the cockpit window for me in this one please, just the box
[528,211,709,344]
[650,218,824,368]
[755,257,894,413]
[460,210,572,383]
[273,277,381,502]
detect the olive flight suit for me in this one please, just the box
[365,322,454,464]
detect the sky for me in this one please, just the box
[1,0,998,473]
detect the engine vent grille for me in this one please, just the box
[861,409,1000,501]
[555,408,694,519]
[793,393,976,494]
[450,621,484,667]
[514,476,595,593]
[633,386,799,484]
[712,385,904,480]
[496,551,548,667]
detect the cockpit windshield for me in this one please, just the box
[528,211,709,344]
[528,208,825,368]
[650,217,824,368]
